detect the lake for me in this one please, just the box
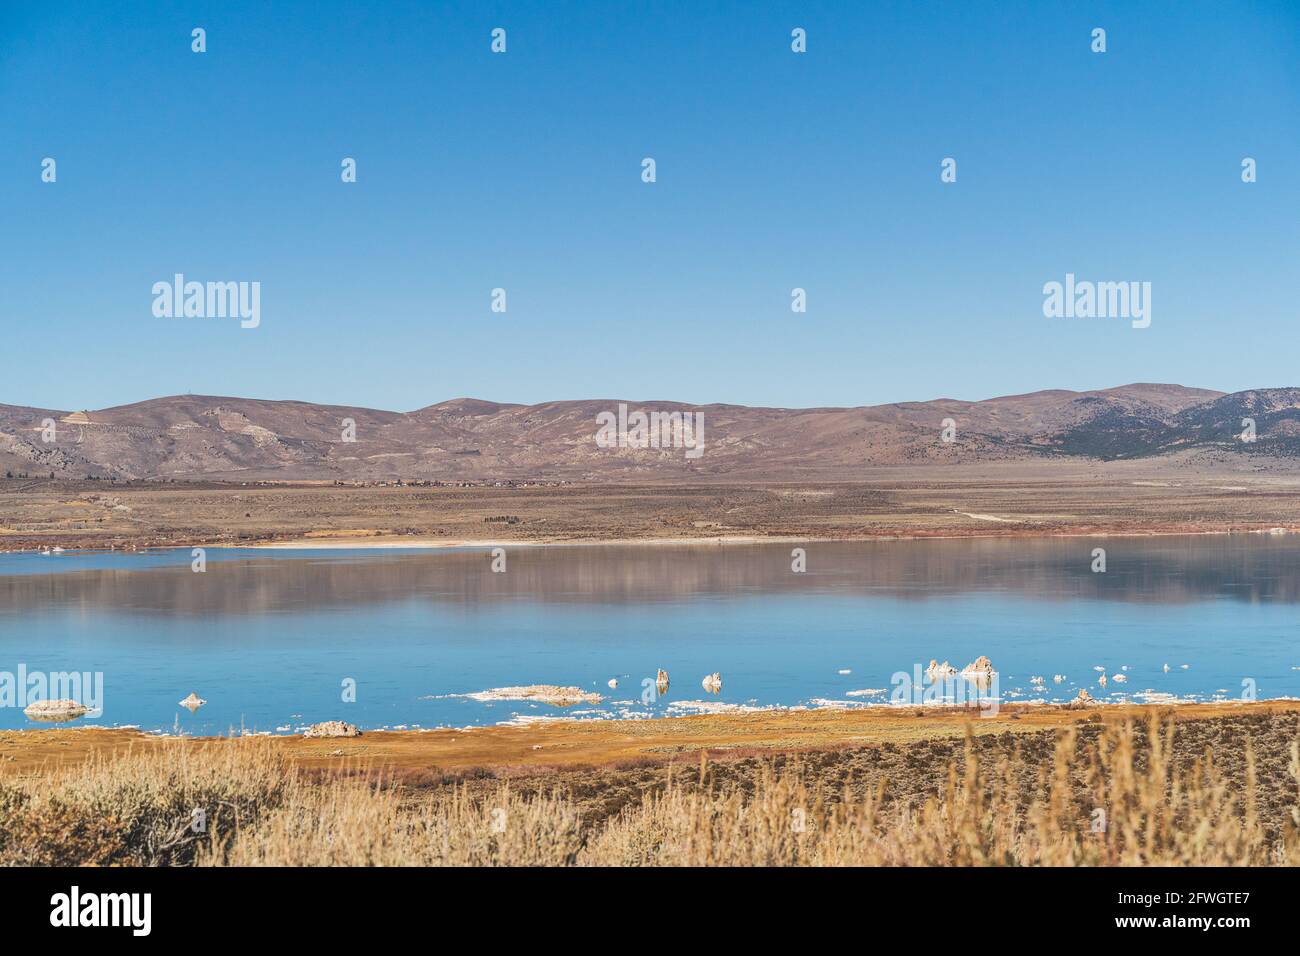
[0,535,1297,734]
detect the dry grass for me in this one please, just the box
[581,718,1300,866]
[201,783,586,867]
[0,741,291,865]
[3,712,1298,866]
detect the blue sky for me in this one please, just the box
[2,0,1298,412]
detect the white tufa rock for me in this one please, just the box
[178,692,206,712]
[1069,688,1097,708]
[24,698,88,721]
[467,685,602,707]
[302,720,361,738]
[926,659,958,681]
[960,656,996,679]
[701,672,722,693]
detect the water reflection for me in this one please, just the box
[1,535,1297,617]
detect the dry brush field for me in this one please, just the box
[2,709,1298,866]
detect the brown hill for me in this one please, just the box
[0,383,1271,482]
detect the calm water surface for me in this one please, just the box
[0,536,1297,733]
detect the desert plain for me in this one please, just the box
[3,460,1299,553]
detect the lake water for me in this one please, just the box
[1,536,1297,734]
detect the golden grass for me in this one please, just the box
[0,741,291,865]
[4,713,1294,866]
[200,783,586,867]
[583,720,1300,866]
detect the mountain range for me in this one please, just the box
[2,384,1298,482]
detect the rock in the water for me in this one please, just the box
[960,655,996,679]
[302,720,361,738]
[465,685,603,706]
[701,672,722,693]
[1069,688,1097,708]
[926,659,958,680]
[178,692,206,712]
[24,699,89,721]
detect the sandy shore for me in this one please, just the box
[244,528,1286,551]
[2,526,1281,555]
[247,534,815,550]
[3,699,1296,778]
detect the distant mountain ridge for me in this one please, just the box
[3,383,1298,481]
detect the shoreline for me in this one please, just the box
[243,526,1291,551]
[3,524,1288,556]
[2,690,1289,739]
[3,699,1296,777]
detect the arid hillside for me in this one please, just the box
[7,383,1300,482]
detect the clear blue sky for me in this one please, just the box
[3,0,1298,412]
